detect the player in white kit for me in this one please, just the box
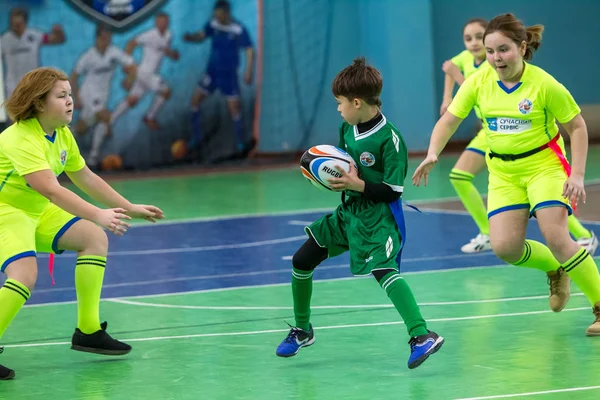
[111,12,179,130]
[70,25,136,167]
[1,8,66,99]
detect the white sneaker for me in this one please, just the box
[578,231,598,256]
[461,233,492,254]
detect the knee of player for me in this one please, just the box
[371,268,398,284]
[541,229,573,256]
[80,222,109,256]
[292,247,324,272]
[490,238,522,264]
[292,252,312,271]
[4,259,38,292]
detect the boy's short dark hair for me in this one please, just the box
[331,57,382,107]
[214,0,231,12]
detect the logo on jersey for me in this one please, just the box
[486,117,532,134]
[66,0,167,31]
[60,150,67,165]
[518,99,533,115]
[360,152,375,167]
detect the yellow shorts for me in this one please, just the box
[486,147,571,219]
[465,128,487,156]
[0,202,80,272]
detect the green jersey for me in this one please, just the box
[338,114,407,198]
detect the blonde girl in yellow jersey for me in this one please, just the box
[441,18,597,255]
[0,68,164,380]
[440,18,492,253]
[414,13,600,335]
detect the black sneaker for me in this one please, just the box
[0,347,15,380]
[71,321,131,356]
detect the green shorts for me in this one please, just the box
[0,202,80,272]
[486,146,571,218]
[305,197,402,276]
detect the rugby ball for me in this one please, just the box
[300,145,356,191]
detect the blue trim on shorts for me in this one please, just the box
[1,251,37,272]
[488,203,530,219]
[530,200,573,218]
[389,200,421,269]
[465,147,486,156]
[51,217,81,254]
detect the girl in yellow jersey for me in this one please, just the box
[0,68,164,380]
[440,18,492,253]
[441,17,597,255]
[414,13,600,335]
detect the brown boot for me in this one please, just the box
[547,268,570,312]
[585,303,600,336]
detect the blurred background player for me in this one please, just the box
[183,0,254,156]
[110,12,179,130]
[441,17,597,255]
[71,25,136,168]
[1,8,65,99]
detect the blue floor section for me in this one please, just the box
[29,209,585,305]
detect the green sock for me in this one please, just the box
[562,247,600,305]
[379,271,428,337]
[0,279,30,339]
[514,240,561,273]
[450,169,489,235]
[567,215,592,240]
[75,255,106,334]
[292,267,313,331]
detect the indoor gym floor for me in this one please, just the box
[2,147,600,400]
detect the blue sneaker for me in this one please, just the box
[407,330,444,369]
[276,324,315,357]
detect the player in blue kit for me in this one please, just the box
[183,0,255,155]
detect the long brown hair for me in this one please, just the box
[484,13,544,61]
[4,67,69,122]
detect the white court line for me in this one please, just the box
[21,264,523,307]
[117,175,600,228]
[106,292,586,310]
[35,206,600,259]
[37,235,307,259]
[287,220,313,226]
[455,385,600,400]
[4,306,590,350]
[32,252,499,294]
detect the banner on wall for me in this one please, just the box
[1,0,259,171]
[65,0,168,31]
